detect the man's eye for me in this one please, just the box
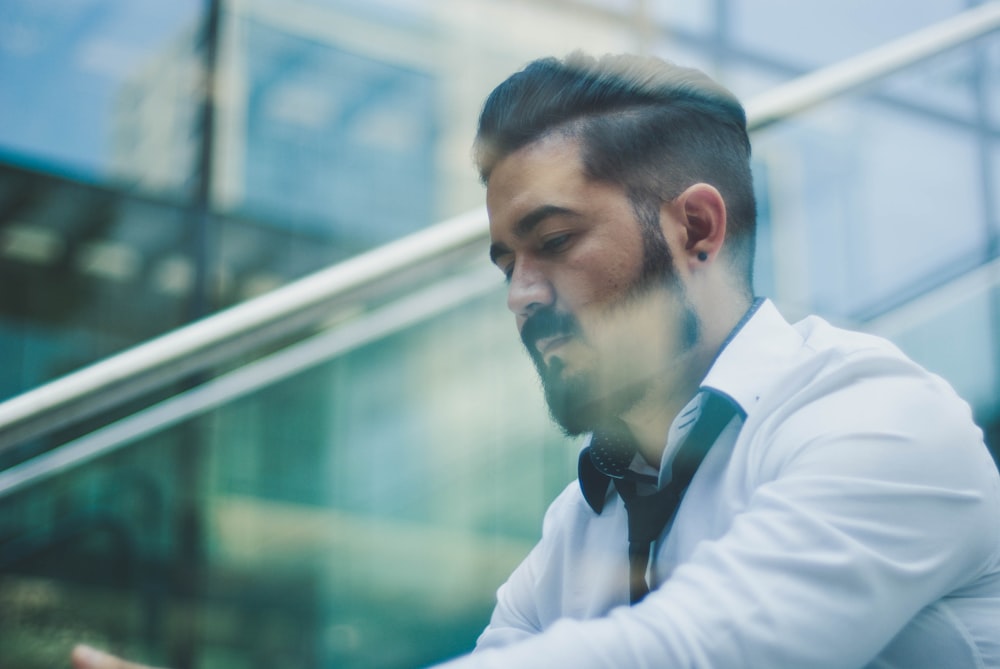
[541,234,570,253]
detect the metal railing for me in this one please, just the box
[0,207,490,454]
[743,1,1000,128]
[1,1,999,497]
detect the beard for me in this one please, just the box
[520,207,700,436]
[534,354,648,437]
[521,308,644,437]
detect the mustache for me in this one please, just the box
[520,307,581,355]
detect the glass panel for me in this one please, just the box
[576,0,715,35]
[0,0,205,198]
[0,284,577,669]
[650,0,715,35]
[0,161,355,401]
[730,0,966,70]
[211,0,646,234]
[989,38,1000,130]
[0,166,197,399]
[994,141,1000,241]
[869,270,1000,421]
[750,39,993,320]
[876,46,981,121]
[223,14,439,245]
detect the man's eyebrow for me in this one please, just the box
[488,205,575,264]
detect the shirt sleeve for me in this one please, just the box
[473,533,546,650]
[469,481,591,651]
[428,362,1000,669]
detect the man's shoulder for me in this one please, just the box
[540,471,620,538]
[545,476,598,520]
[792,312,908,363]
[712,301,961,422]
[732,309,988,470]
[788,313,967,413]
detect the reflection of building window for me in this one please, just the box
[110,24,201,196]
[239,18,438,246]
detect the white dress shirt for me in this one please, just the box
[432,299,1000,668]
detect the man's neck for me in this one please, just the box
[620,350,706,469]
[621,293,751,468]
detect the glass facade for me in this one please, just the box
[0,0,205,192]
[1,1,998,667]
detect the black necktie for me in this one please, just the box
[596,392,739,604]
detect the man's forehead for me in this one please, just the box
[478,120,583,180]
[486,131,583,186]
[486,136,585,211]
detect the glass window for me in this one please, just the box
[755,99,986,317]
[0,0,205,198]
[220,14,438,245]
[730,0,966,70]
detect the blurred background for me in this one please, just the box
[0,0,997,667]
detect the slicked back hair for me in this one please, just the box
[475,52,757,291]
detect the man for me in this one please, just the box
[73,53,1000,669]
[429,52,1000,667]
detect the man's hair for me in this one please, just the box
[475,52,756,289]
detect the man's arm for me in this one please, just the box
[474,555,543,650]
[473,483,583,651]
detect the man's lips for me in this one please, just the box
[520,307,580,363]
[536,334,572,358]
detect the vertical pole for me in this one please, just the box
[711,0,731,77]
[191,0,222,322]
[968,0,1000,459]
[172,1,222,667]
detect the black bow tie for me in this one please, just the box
[589,426,636,479]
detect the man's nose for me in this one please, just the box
[507,260,554,318]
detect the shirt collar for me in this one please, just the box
[700,298,806,418]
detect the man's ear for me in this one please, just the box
[674,183,727,266]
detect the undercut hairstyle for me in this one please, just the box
[475,52,757,290]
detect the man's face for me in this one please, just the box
[486,134,692,435]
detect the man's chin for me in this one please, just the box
[542,374,641,437]
[545,397,594,437]
[538,366,590,436]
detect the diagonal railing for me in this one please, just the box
[0,207,490,454]
[1,1,999,498]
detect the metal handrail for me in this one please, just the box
[1,2,999,455]
[744,1,1000,128]
[0,207,489,452]
[0,264,502,498]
